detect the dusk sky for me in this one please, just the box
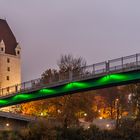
[0,0,140,82]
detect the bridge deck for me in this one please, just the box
[0,53,140,107]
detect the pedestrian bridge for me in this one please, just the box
[0,53,140,107]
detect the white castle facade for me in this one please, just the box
[0,19,21,111]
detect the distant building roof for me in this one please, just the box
[0,19,18,55]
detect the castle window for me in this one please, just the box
[7,58,10,63]
[6,76,9,80]
[7,87,9,92]
[1,48,3,51]
[7,67,10,71]
[17,50,20,55]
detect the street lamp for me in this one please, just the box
[115,98,120,129]
[57,109,61,114]
[84,113,87,117]
[6,123,9,127]
[99,117,103,120]
[106,124,110,128]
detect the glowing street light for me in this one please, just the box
[84,113,87,117]
[6,123,9,127]
[57,109,61,113]
[106,124,110,128]
[99,117,103,120]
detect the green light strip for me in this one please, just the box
[39,89,55,94]
[0,71,140,107]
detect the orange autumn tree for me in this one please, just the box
[20,54,96,127]
[21,99,57,117]
[94,87,128,119]
[92,95,108,118]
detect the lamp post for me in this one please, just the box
[115,98,120,129]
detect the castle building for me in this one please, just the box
[0,19,21,94]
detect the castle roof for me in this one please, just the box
[0,19,18,55]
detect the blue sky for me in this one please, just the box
[0,0,140,81]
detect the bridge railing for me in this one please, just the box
[0,53,140,97]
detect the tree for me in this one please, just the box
[92,95,107,118]
[50,54,94,127]
[95,86,128,123]
[41,69,59,84]
[125,84,140,120]
[57,54,86,73]
[20,54,96,128]
[96,87,119,119]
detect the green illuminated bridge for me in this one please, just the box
[0,53,140,107]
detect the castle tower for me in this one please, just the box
[0,19,21,94]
